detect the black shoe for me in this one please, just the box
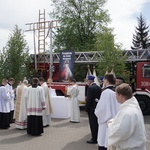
[43,125,49,127]
[86,139,97,144]
[70,121,80,123]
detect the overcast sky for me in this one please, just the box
[0,0,150,54]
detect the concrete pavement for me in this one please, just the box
[0,109,149,150]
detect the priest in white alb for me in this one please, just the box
[39,77,52,127]
[14,80,28,129]
[67,78,80,123]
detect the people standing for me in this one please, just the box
[5,78,15,123]
[85,75,102,144]
[39,77,52,127]
[115,76,125,87]
[95,73,119,150]
[67,79,80,123]
[108,83,147,150]
[14,80,28,129]
[26,77,46,136]
[0,79,11,129]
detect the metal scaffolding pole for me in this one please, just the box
[49,22,53,78]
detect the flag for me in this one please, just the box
[110,68,115,77]
[86,65,92,79]
[93,66,100,86]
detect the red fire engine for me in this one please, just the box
[123,49,150,115]
[30,49,150,115]
[26,10,150,114]
[131,61,150,115]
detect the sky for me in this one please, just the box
[0,0,150,54]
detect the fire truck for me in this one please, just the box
[30,49,150,115]
[123,49,150,115]
[134,61,150,115]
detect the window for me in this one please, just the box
[143,64,150,78]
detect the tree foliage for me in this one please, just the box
[0,25,30,86]
[94,28,129,81]
[49,0,128,82]
[131,13,150,49]
[50,0,110,51]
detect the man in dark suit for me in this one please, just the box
[85,75,102,144]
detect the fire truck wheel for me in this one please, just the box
[135,95,150,115]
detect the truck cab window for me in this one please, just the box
[143,65,150,78]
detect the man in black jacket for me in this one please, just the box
[85,75,102,144]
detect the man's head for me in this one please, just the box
[115,83,132,103]
[23,80,28,85]
[70,78,76,85]
[47,78,53,84]
[9,78,15,85]
[38,77,45,85]
[32,77,39,84]
[87,75,95,85]
[103,73,115,87]
[115,76,125,86]
[2,78,8,86]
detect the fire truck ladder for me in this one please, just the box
[30,49,150,64]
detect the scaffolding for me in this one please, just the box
[30,49,150,64]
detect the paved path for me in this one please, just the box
[0,109,150,150]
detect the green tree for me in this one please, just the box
[0,25,30,86]
[50,0,110,52]
[49,0,127,82]
[95,28,129,81]
[0,47,6,80]
[131,13,150,49]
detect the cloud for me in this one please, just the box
[0,0,52,52]
[105,0,150,49]
[0,0,150,52]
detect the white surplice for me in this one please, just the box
[95,88,119,148]
[108,96,147,150]
[67,84,80,122]
[0,86,10,113]
[5,83,15,111]
[41,82,52,126]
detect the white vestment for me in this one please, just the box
[15,84,28,129]
[108,96,147,150]
[26,86,46,116]
[41,82,52,126]
[95,88,119,148]
[67,84,80,122]
[5,84,15,111]
[0,86,10,113]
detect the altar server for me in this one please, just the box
[108,83,146,150]
[5,78,15,123]
[0,79,10,129]
[67,78,80,123]
[26,77,46,136]
[39,77,52,127]
[95,73,119,150]
[14,80,28,129]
